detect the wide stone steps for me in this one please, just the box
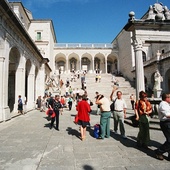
[59,73,160,129]
[59,73,136,108]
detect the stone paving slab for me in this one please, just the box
[0,107,169,170]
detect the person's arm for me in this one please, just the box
[134,108,139,120]
[110,86,118,101]
[123,108,126,118]
[134,101,139,120]
[95,97,102,105]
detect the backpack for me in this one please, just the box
[93,124,101,138]
[110,98,117,111]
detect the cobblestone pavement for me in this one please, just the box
[0,106,170,170]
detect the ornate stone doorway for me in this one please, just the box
[81,57,90,71]
[70,57,77,72]
[94,58,100,70]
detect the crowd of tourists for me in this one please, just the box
[17,73,170,161]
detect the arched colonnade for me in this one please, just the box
[54,51,118,74]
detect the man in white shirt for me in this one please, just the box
[110,88,127,139]
[155,93,170,161]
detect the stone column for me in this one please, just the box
[79,57,81,71]
[92,58,94,73]
[27,73,35,109]
[27,64,35,109]
[36,64,45,97]
[105,57,107,73]
[0,57,5,121]
[14,67,25,111]
[66,54,69,73]
[134,39,145,100]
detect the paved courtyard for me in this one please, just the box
[0,105,170,170]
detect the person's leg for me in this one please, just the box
[80,126,83,139]
[142,122,150,147]
[50,117,55,129]
[105,112,111,138]
[68,102,71,110]
[118,112,125,136]
[113,111,118,133]
[137,122,146,146]
[155,122,170,159]
[70,102,72,110]
[100,113,107,138]
[55,111,60,130]
[83,127,87,139]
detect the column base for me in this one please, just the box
[3,106,11,121]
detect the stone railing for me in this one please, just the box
[54,43,113,49]
[161,51,170,60]
[143,51,170,66]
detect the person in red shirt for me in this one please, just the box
[60,96,66,107]
[76,95,91,141]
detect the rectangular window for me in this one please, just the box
[37,32,41,41]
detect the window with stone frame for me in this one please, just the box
[142,51,146,62]
[36,32,42,41]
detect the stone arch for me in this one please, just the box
[94,53,105,73]
[68,53,79,72]
[8,46,21,112]
[108,53,118,74]
[55,53,66,74]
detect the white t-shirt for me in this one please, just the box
[114,98,127,111]
[158,101,170,121]
[100,97,110,112]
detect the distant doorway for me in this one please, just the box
[82,65,88,71]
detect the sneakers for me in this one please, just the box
[155,154,164,160]
[122,135,127,139]
[168,153,170,161]
[114,131,118,134]
[155,150,164,160]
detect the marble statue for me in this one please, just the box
[153,70,163,90]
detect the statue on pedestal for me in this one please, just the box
[153,70,163,91]
[153,70,163,98]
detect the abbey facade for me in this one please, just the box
[0,0,170,121]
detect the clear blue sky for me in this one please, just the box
[19,0,170,43]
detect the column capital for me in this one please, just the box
[133,39,143,51]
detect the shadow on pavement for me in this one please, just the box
[66,127,80,140]
[83,165,94,170]
[110,131,157,159]
[86,126,94,137]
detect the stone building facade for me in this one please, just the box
[0,1,51,121]
[112,3,170,97]
[1,0,170,121]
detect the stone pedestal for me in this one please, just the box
[154,89,162,98]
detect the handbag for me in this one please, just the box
[74,114,79,124]
[46,108,55,121]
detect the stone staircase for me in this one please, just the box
[59,73,160,130]
[59,73,136,108]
